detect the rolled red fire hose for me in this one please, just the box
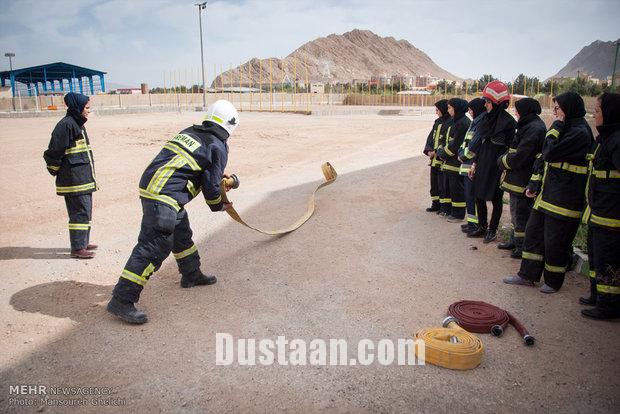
[446,300,535,346]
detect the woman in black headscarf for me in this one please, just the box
[43,92,98,259]
[504,91,593,293]
[497,98,546,258]
[469,81,516,242]
[423,99,450,212]
[580,92,620,319]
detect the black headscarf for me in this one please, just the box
[553,92,585,120]
[64,92,90,126]
[478,99,510,139]
[515,97,542,128]
[448,98,468,120]
[467,98,485,119]
[434,99,449,117]
[598,92,620,135]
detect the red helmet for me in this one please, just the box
[482,80,510,104]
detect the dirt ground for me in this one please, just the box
[0,110,618,413]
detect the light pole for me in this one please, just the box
[612,41,620,91]
[195,2,207,110]
[5,52,15,111]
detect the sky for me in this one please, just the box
[0,0,619,88]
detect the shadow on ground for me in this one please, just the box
[2,157,619,413]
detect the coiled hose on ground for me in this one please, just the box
[447,300,535,346]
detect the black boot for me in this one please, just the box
[107,296,147,324]
[579,278,597,305]
[461,223,469,230]
[483,229,497,244]
[581,307,620,320]
[426,203,440,212]
[498,241,516,250]
[181,270,217,288]
[467,226,486,238]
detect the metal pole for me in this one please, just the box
[612,41,620,90]
[196,2,207,110]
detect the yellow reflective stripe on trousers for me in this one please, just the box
[120,269,148,286]
[173,244,198,260]
[440,198,451,204]
[451,201,466,208]
[431,196,439,201]
[589,270,595,279]
[536,199,582,219]
[590,214,620,228]
[47,165,60,171]
[548,162,588,174]
[163,142,201,171]
[501,181,526,193]
[68,223,90,230]
[514,231,525,238]
[545,263,566,273]
[597,284,620,295]
[56,182,96,193]
[466,214,478,224]
[522,251,543,261]
[139,188,181,212]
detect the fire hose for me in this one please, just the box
[447,300,535,346]
[414,318,484,370]
[220,162,337,235]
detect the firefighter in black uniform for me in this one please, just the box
[43,92,98,259]
[107,100,239,324]
[580,92,620,319]
[458,98,486,233]
[423,99,450,212]
[504,92,594,293]
[497,98,546,258]
[437,98,471,221]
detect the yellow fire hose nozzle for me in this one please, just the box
[223,174,240,190]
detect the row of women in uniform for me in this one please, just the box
[423,81,620,320]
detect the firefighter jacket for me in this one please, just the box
[437,111,471,174]
[458,112,486,175]
[423,114,451,168]
[583,126,620,230]
[498,114,546,195]
[138,123,229,212]
[43,114,97,196]
[529,119,594,221]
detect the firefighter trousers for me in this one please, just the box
[438,170,451,214]
[112,199,201,303]
[509,194,533,250]
[444,171,465,219]
[463,175,478,227]
[519,209,579,290]
[64,193,92,250]
[429,166,440,208]
[475,187,504,232]
[587,225,620,312]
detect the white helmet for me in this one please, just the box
[203,99,239,136]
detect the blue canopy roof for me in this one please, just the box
[0,62,107,96]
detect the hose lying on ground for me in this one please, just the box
[447,300,535,346]
[220,162,337,236]
[414,319,484,370]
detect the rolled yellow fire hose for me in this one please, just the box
[220,162,337,235]
[414,317,484,370]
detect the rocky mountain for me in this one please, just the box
[551,39,620,80]
[211,29,460,87]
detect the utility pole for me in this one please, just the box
[195,2,207,110]
[5,52,15,111]
[612,41,620,91]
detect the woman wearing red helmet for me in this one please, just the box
[468,80,516,243]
